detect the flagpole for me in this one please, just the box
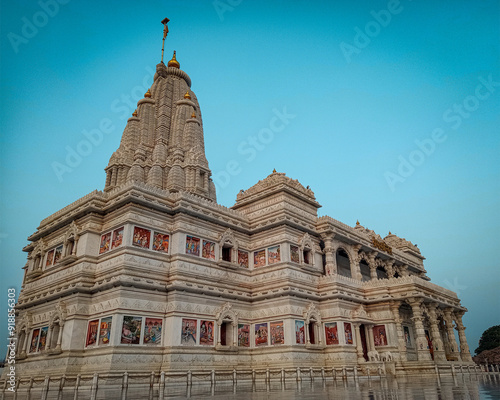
[161,18,170,63]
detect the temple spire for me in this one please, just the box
[161,17,170,63]
[104,34,216,201]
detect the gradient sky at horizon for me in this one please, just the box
[1,0,499,359]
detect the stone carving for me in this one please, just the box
[236,171,316,202]
[215,302,238,325]
[300,232,314,251]
[372,237,393,255]
[352,305,369,320]
[368,351,380,361]
[218,228,238,248]
[384,232,421,254]
[303,302,322,324]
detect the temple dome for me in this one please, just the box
[167,50,180,68]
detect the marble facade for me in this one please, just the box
[13,48,473,381]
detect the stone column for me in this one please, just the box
[322,235,337,275]
[443,308,461,361]
[231,322,237,347]
[351,245,362,280]
[38,252,46,271]
[46,326,53,351]
[399,264,409,277]
[72,238,79,256]
[317,322,323,345]
[439,319,451,356]
[353,323,365,363]
[454,311,472,362]
[24,331,32,354]
[367,325,376,352]
[18,331,26,357]
[426,303,446,361]
[390,301,407,362]
[385,261,395,278]
[368,254,378,280]
[408,298,432,361]
[55,323,64,350]
[217,323,222,346]
[305,322,311,345]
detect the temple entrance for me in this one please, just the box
[220,322,227,346]
[309,322,316,344]
[222,246,231,262]
[360,324,368,361]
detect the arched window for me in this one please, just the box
[308,319,317,344]
[376,266,388,279]
[336,249,351,278]
[216,303,238,348]
[359,259,371,281]
[50,323,61,350]
[303,303,323,346]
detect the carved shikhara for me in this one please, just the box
[13,53,472,380]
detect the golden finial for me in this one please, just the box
[132,110,138,117]
[191,111,196,118]
[168,50,180,69]
[145,89,152,98]
[160,18,170,63]
[388,231,392,235]
[184,91,191,99]
[356,220,360,226]
[273,168,276,173]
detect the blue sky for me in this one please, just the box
[1,0,499,358]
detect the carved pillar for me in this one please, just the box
[408,298,432,361]
[46,326,53,351]
[217,323,222,346]
[40,251,46,270]
[305,322,311,345]
[231,322,237,347]
[390,301,407,362]
[399,264,409,277]
[18,330,27,357]
[367,325,375,352]
[322,235,337,275]
[439,319,451,356]
[454,311,472,362]
[24,331,31,354]
[368,254,378,280]
[72,238,79,256]
[232,246,237,265]
[55,323,64,350]
[426,304,446,361]
[351,245,362,280]
[385,261,395,278]
[443,308,461,361]
[353,323,365,363]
